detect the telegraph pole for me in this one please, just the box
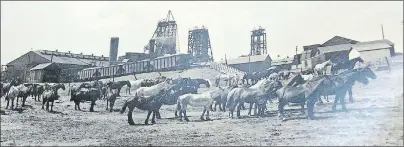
[295,46,298,55]
[381,24,385,39]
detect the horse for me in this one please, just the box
[120,89,168,125]
[5,84,27,110]
[212,85,239,112]
[105,89,119,112]
[1,79,19,98]
[134,79,172,98]
[331,57,364,75]
[42,83,66,112]
[106,80,131,96]
[70,87,101,112]
[17,84,34,107]
[125,79,145,94]
[314,60,333,76]
[320,66,376,112]
[226,78,283,118]
[32,84,46,102]
[176,87,223,121]
[214,74,236,87]
[193,78,212,88]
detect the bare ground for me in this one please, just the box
[1,67,403,146]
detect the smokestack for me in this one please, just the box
[110,37,119,63]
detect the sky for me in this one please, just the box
[1,1,403,65]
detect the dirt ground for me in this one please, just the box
[1,67,403,146]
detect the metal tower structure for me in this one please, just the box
[250,26,267,55]
[144,10,179,58]
[188,26,213,62]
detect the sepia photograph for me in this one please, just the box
[1,1,403,146]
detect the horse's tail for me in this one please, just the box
[120,100,130,114]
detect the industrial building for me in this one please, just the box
[5,50,109,83]
[220,54,272,73]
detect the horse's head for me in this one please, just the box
[124,81,131,87]
[360,66,377,80]
[60,83,66,91]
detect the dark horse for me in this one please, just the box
[329,57,365,103]
[120,89,167,125]
[70,87,101,112]
[106,80,131,96]
[323,66,376,112]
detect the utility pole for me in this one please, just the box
[381,24,385,39]
[295,46,298,55]
[248,54,251,74]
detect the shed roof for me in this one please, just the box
[317,44,353,54]
[30,63,60,71]
[352,43,391,52]
[220,54,270,65]
[355,39,394,46]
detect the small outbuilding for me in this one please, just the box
[28,62,62,83]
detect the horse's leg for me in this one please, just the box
[46,99,50,111]
[236,103,242,119]
[183,108,190,122]
[332,93,340,112]
[90,101,95,112]
[307,95,317,120]
[109,100,114,112]
[78,101,82,111]
[11,98,15,110]
[254,102,258,117]
[200,107,206,120]
[213,101,218,112]
[339,90,348,112]
[42,98,45,109]
[210,103,214,112]
[51,101,54,112]
[151,110,156,124]
[278,99,286,120]
[206,109,211,120]
[106,99,109,110]
[248,103,253,116]
[6,98,9,109]
[16,97,19,109]
[22,96,27,107]
[117,88,121,97]
[128,106,135,125]
[348,87,354,103]
[145,110,152,125]
[300,101,306,115]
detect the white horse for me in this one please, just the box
[226,78,282,118]
[176,87,222,121]
[125,79,145,94]
[134,79,172,100]
[214,74,236,87]
[5,84,26,110]
[314,60,333,76]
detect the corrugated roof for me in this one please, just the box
[220,54,270,65]
[34,51,90,65]
[317,44,353,54]
[355,39,394,46]
[271,57,293,66]
[30,63,58,70]
[352,43,391,52]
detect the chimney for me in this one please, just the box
[110,37,119,63]
[101,55,104,57]
[55,49,58,52]
[80,52,83,55]
[68,51,71,53]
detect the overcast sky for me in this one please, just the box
[1,1,403,64]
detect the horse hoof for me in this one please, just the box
[200,117,205,121]
[144,122,149,125]
[185,119,190,122]
[129,122,135,125]
[152,121,156,124]
[206,118,211,121]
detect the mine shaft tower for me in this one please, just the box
[250,27,267,55]
[144,10,179,58]
[188,26,213,62]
